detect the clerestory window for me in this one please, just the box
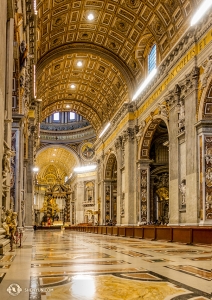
[148,44,157,73]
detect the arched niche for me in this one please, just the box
[138,118,169,224]
[104,153,117,225]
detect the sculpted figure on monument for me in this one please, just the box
[2,209,12,238]
[179,180,186,205]
[9,212,18,237]
[2,150,11,180]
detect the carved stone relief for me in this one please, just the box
[204,137,212,220]
[140,169,147,222]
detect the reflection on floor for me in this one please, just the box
[0,230,212,299]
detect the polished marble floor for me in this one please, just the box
[0,229,211,299]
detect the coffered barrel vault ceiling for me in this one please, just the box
[38,53,130,131]
[36,147,78,184]
[36,0,198,132]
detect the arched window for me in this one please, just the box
[148,44,156,73]
[53,112,60,121]
[69,112,75,120]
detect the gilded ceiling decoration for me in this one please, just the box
[38,53,129,131]
[36,146,78,184]
[36,0,198,133]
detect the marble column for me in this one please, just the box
[75,180,84,224]
[122,128,136,225]
[97,155,104,225]
[115,136,122,225]
[25,122,35,228]
[182,67,199,225]
[166,86,180,225]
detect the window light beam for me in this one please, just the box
[74,165,97,173]
[132,68,157,101]
[99,122,111,138]
[191,0,212,26]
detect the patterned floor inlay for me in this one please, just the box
[0,273,6,283]
[0,264,11,269]
[32,252,113,260]
[31,260,130,268]
[102,245,120,250]
[31,268,147,276]
[144,258,172,263]
[188,256,212,261]
[116,250,152,257]
[121,272,162,281]
[34,247,86,252]
[166,265,212,281]
[29,272,211,300]
[0,255,16,262]
[152,249,211,255]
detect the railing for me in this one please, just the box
[65,225,212,245]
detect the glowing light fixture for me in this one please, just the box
[70,84,76,89]
[132,68,157,101]
[74,165,97,173]
[33,65,36,98]
[66,104,70,108]
[191,0,212,26]
[87,13,94,20]
[99,122,111,138]
[77,61,83,67]
[34,0,38,15]
[33,167,39,172]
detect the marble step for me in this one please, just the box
[0,238,10,248]
[0,228,6,236]
[0,235,7,241]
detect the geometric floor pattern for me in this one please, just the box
[0,230,211,299]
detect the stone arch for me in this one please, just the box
[198,74,212,121]
[105,153,117,180]
[138,116,169,160]
[137,117,169,224]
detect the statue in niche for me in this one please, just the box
[20,40,28,69]
[156,187,169,224]
[179,179,186,205]
[177,100,185,132]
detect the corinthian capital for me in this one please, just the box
[122,127,135,143]
[115,136,122,149]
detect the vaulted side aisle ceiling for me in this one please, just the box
[36,0,199,133]
[36,147,78,184]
